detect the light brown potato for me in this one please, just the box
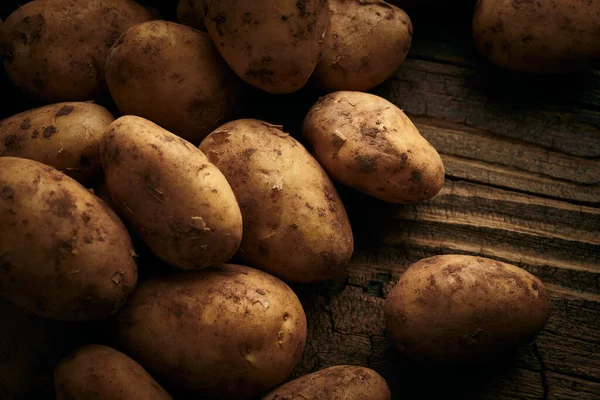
[177,0,205,30]
[105,21,239,144]
[0,157,137,322]
[54,345,172,400]
[1,0,152,101]
[303,91,444,204]
[473,0,600,73]
[384,255,552,363]
[117,264,307,400]
[312,0,412,92]
[262,365,390,400]
[100,116,242,270]
[203,0,330,94]
[199,119,354,283]
[0,102,114,185]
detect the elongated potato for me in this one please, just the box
[262,365,390,400]
[303,91,444,203]
[199,119,354,283]
[313,0,412,92]
[105,21,239,144]
[55,345,172,400]
[177,0,205,30]
[203,0,330,94]
[0,157,137,321]
[1,0,152,101]
[117,264,307,400]
[0,102,114,185]
[384,255,552,363]
[100,116,242,270]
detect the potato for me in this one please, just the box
[262,365,390,400]
[116,264,307,400]
[54,345,172,400]
[203,0,330,94]
[1,0,152,101]
[384,255,552,363]
[199,119,354,283]
[303,91,444,204]
[473,0,600,73]
[0,157,137,321]
[0,102,114,185]
[100,116,242,270]
[312,0,412,92]
[177,0,205,30]
[105,21,239,144]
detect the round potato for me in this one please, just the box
[473,0,600,73]
[203,0,330,94]
[54,345,172,400]
[312,0,412,92]
[0,157,137,322]
[303,91,445,204]
[199,119,354,283]
[177,0,205,30]
[1,0,152,101]
[100,116,242,270]
[105,21,239,144]
[116,264,307,400]
[262,365,390,400]
[0,102,114,185]
[384,255,552,363]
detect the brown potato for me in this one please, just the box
[105,21,239,144]
[303,91,445,204]
[384,255,552,363]
[1,0,152,101]
[312,0,412,92]
[116,264,307,400]
[54,345,172,400]
[262,365,391,400]
[0,157,137,321]
[0,102,114,185]
[203,0,330,94]
[100,116,242,270]
[177,0,205,30]
[199,119,354,283]
[473,0,600,73]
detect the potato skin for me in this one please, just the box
[116,264,307,400]
[177,0,205,30]
[312,0,412,92]
[100,116,242,270]
[0,102,114,185]
[384,255,552,363]
[199,119,354,283]
[1,0,152,101]
[203,0,330,94]
[105,21,238,144]
[303,91,444,204]
[0,157,137,322]
[262,365,390,400]
[54,345,172,400]
[473,0,600,73]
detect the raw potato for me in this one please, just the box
[117,264,307,400]
[384,255,552,363]
[312,0,412,92]
[1,0,152,101]
[0,157,137,322]
[177,0,205,30]
[473,0,600,73]
[0,102,114,185]
[203,0,330,94]
[54,345,172,400]
[262,365,391,400]
[100,116,242,270]
[199,119,354,283]
[303,91,445,204]
[105,21,239,144]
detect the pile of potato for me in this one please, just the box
[0,0,571,398]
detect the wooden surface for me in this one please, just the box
[287,7,600,400]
